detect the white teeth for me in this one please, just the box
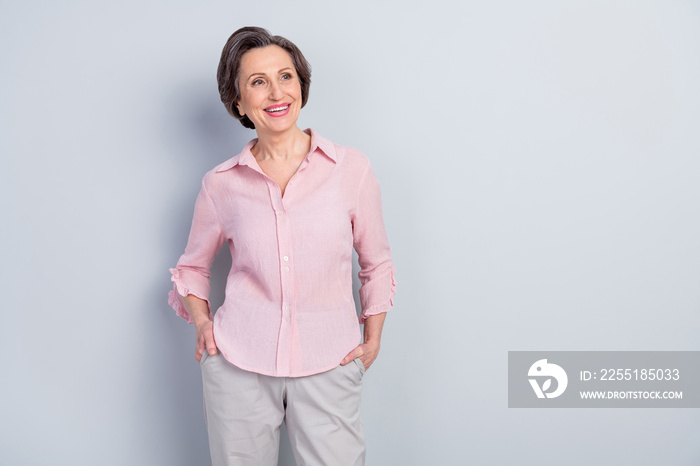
[266,105,289,112]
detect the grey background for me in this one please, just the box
[2,1,700,465]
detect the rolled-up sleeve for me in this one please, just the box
[352,162,396,324]
[168,178,225,323]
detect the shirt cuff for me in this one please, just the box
[358,265,396,324]
[168,268,213,324]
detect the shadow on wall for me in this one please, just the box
[151,79,298,466]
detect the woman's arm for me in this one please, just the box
[169,177,225,324]
[341,158,395,371]
[182,294,218,362]
[168,175,225,362]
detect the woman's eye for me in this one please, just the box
[281,73,292,80]
[252,79,264,85]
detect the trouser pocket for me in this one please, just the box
[353,357,366,377]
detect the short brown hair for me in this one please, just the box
[217,27,312,129]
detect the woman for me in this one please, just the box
[168,26,395,466]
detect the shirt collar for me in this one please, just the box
[215,128,337,173]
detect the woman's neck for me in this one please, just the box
[252,126,311,161]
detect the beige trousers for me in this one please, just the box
[200,351,366,466]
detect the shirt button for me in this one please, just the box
[283,256,289,262]
[286,316,291,322]
[284,266,290,272]
[285,305,290,311]
[281,219,286,224]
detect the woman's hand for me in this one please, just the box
[181,293,218,362]
[340,312,387,371]
[341,340,379,371]
[195,319,217,362]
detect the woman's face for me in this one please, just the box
[236,45,303,136]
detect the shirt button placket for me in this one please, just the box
[271,191,295,375]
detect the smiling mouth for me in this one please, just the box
[265,104,290,113]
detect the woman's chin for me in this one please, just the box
[256,117,300,135]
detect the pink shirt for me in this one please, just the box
[168,129,396,377]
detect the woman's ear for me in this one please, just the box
[235,101,244,117]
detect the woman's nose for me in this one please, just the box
[269,81,283,100]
